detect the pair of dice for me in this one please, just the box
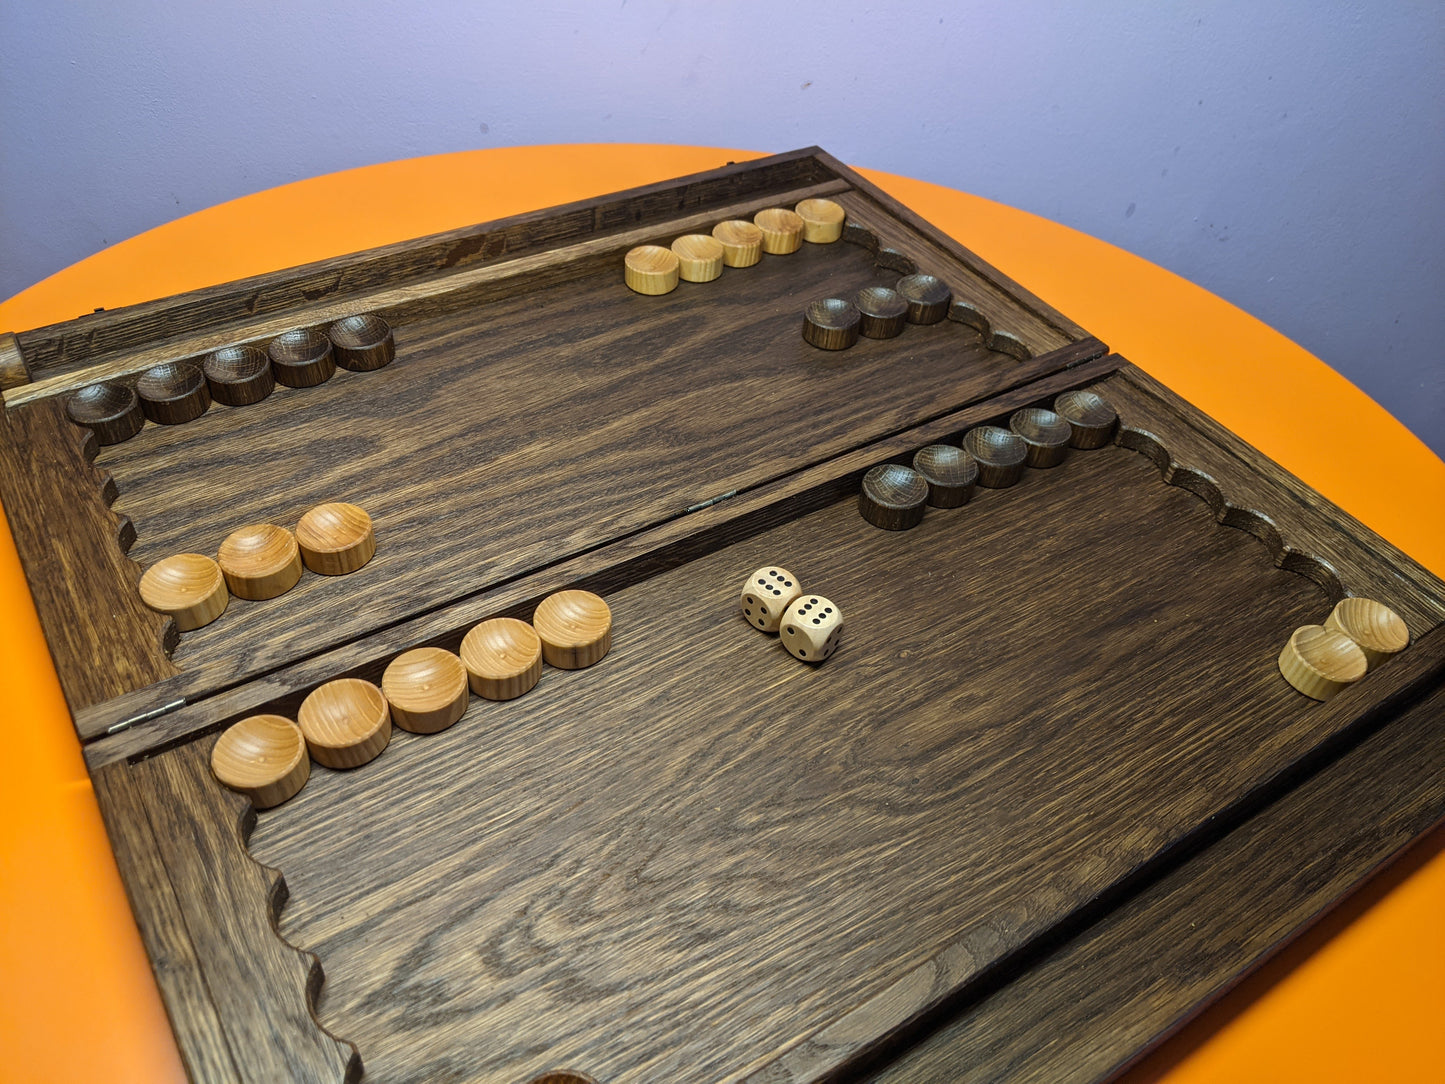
[740,566,844,663]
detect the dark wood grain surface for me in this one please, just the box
[1106,367,1445,636]
[80,354,1119,757]
[858,653,1445,1084]
[72,231,1089,724]
[830,192,1070,354]
[96,744,361,1084]
[10,150,839,382]
[0,395,177,709]
[11,151,1444,1084]
[226,438,1393,1083]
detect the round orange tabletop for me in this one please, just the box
[1,144,1441,1083]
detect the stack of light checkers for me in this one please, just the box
[858,388,1117,530]
[209,589,613,808]
[739,566,843,664]
[138,501,376,632]
[622,198,847,296]
[64,312,396,447]
[803,273,953,351]
[1277,597,1409,701]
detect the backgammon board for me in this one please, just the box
[1,148,1441,1084]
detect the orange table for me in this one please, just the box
[1,144,1441,1083]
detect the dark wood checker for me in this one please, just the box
[1,151,1442,1083]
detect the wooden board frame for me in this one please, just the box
[0,150,1441,1082]
[0,147,1103,737]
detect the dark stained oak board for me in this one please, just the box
[243,439,1345,1084]
[3,151,1444,1084]
[95,235,1064,708]
[93,426,1445,1084]
[0,156,1101,728]
[858,673,1445,1084]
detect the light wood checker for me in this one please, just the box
[297,678,391,769]
[754,207,805,254]
[139,553,228,631]
[209,714,310,809]
[532,589,612,670]
[712,219,763,267]
[381,647,469,734]
[218,523,303,601]
[295,503,375,576]
[670,235,724,283]
[623,245,680,295]
[1324,597,1409,667]
[795,198,846,243]
[460,617,543,701]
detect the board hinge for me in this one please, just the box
[685,489,738,514]
[106,697,186,735]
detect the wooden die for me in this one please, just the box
[740,566,802,633]
[780,595,842,663]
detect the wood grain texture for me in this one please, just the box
[38,151,1442,1084]
[203,346,276,407]
[11,149,840,386]
[460,617,543,700]
[42,358,1176,756]
[830,190,1070,357]
[532,589,612,670]
[1325,596,1410,667]
[125,742,362,1083]
[268,329,336,389]
[711,220,764,268]
[138,553,229,632]
[623,245,680,296]
[1278,625,1368,701]
[381,647,469,734]
[80,353,1445,1081]
[858,463,929,530]
[137,361,211,424]
[0,331,31,390]
[854,639,1445,1084]
[795,198,846,244]
[295,503,375,577]
[210,715,311,810]
[65,381,146,445]
[855,286,909,340]
[801,298,860,350]
[92,762,244,1084]
[817,148,1090,346]
[962,426,1028,488]
[0,395,178,711]
[1103,365,1445,636]
[1053,386,1117,449]
[1008,406,1072,468]
[670,234,725,283]
[297,679,391,769]
[218,523,304,601]
[229,440,1387,1084]
[5,179,854,409]
[68,230,1094,732]
[911,445,978,508]
[895,274,951,326]
[754,208,805,254]
[327,314,395,372]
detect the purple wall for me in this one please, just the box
[2,1,1441,455]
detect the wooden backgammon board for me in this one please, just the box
[2,148,1442,1084]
